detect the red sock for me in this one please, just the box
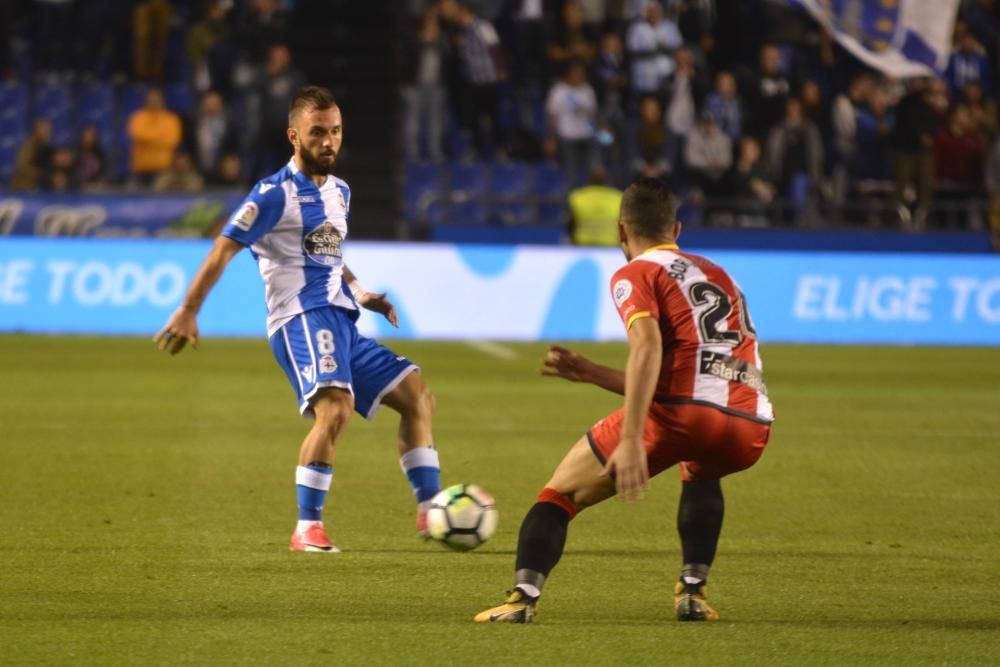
[536,487,578,520]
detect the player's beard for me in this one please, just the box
[298,146,337,176]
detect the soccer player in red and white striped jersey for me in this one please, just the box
[475,177,774,624]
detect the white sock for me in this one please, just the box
[296,519,321,533]
[516,583,541,598]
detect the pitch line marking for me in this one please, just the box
[465,340,518,360]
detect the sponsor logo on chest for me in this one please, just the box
[303,220,343,266]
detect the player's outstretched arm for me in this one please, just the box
[601,317,661,501]
[542,345,626,395]
[343,264,399,328]
[154,235,243,355]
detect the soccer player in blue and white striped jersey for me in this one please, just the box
[154,86,442,553]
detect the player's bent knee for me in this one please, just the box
[536,487,579,520]
[311,388,354,436]
[415,383,435,418]
[537,478,612,515]
[405,374,437,417]
[394,374,435,418]
[569,482,615,511]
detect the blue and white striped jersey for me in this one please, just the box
[221,159,357,336]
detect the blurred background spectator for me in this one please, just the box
[153,150,205,193]
[186,1,235,95]
[545,58,600,189]
[728,136,774,226]
[127,88,182,187]
[892,78,937,230]
[11,119,53,191]
[443,0,506,158]
[632,96,667,177]
[626,0,681,98]
[703,70,742,143]
[253,44,305,175]
[48,146,76,192]
[402,6,447,162]
[766,97,823,224]
[76,125,108,191]
[568,166,622,245]
[686,111,731,198]
[747,44,791,140]
[209,152,246,189]
[133,0,173,82]
[194,90,237,178]
[547,0,596,74]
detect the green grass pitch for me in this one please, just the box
[1,335,998,665]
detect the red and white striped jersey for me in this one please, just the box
[611,244,774,423]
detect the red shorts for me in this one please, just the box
[588,401,771,481]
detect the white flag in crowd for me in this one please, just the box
[793,0,961,77]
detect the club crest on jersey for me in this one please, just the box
[232,202,258,231]
[320,355,337,374]
[303,220,343,266]
[613,279,633,307]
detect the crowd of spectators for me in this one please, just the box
[403,0,1000,230]
[6,0,1000,234]
[2,0,300,194]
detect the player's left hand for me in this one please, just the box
[153,306,199,355]
[601,437,649,502]
[358,291,399,327]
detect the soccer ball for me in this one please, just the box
[426,483,498,551]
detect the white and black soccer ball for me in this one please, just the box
[426,483,498,551]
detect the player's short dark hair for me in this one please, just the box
[288,85,338,126]
[620,177,678,238]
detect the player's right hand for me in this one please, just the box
[601,437,649,502]
[153,306,199,355]
[541,345,591,383]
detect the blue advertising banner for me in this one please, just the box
[0,192,243,237]
[0,238,998,345]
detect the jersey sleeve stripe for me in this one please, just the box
[626,311,652,330]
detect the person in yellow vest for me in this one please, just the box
[127,88,182,186]
[569,167,623,245]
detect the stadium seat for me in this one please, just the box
[77,82,117,148]
[444,125,472,160]
[529,97,547,136]
[538,203,569,226]
[164,81,196,116]
[0,131,25,184]
[404,162,445,222]
[120,82,153,120]
[498,96,518,131]
[0,82,29,135]
[448,162,489,199]
[449,200,489,225]
[493,202,534,225]
[406,161,445,192]
[533,163,568,200]
[425,199,449,226]
[491,162,531,199]
[32,82,75,146]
